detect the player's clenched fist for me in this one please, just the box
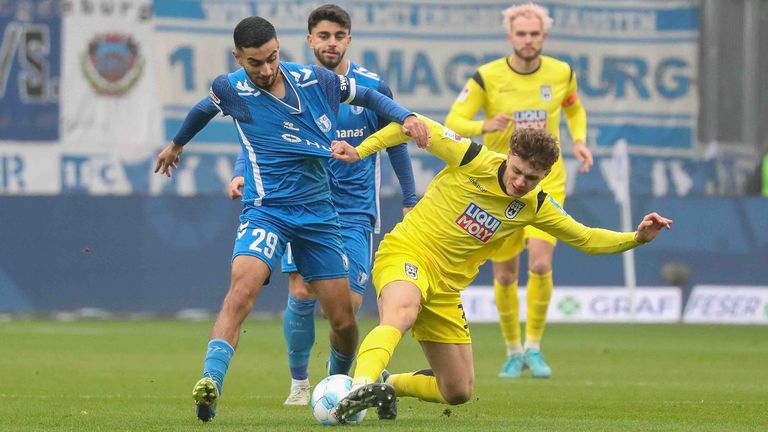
[154,142,184,177]
[331,140,360,163]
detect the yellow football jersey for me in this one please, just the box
[445,55,587,194]
[358,116,635,290]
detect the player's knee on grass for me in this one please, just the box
[440,381,473,405]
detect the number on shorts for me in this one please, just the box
[248,229,279,258]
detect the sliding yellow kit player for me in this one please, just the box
[446,2,594,378]
[329,115,671,423]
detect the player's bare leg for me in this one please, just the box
[420,341,474,404]
[524,238,555,378]
[493,256,525,378]
[194,255,271,421]
[310,277,359,369]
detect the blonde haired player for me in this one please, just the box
[445,2,593,378]
[329,115,671,422]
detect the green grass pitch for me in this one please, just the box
[1,319,766,431]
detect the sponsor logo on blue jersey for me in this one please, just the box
[336,127,366,139]
[455,203,501,243]
[514,109,547,129]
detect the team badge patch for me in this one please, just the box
[455,203,501,243]
[540,84,552,102]
[404,263,419,280]
[505,200,525,219]
[349,105,364,115]
[442,127,463,142]
[81,33,144,96]
[456,84,470,102]
[315,114,332,133]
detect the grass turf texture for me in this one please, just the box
[1,319,766,431]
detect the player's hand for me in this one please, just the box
[402,206,414,217]
[402,115,431,149]
[228,176,244,200]
[634,212,673,244]
[481,113,512,133]
[154,142,184,177]
[573,140,593,173]
[331,140,360,163]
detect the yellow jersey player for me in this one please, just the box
[445,2,594,378]
[329,115,671,423]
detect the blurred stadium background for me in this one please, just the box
[1,0,767,325]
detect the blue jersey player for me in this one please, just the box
[153,16,430,422]
[229,5,417,407]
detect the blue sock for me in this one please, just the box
[202,339,234,394]
[328,346,355,376]
[283,295,316,380]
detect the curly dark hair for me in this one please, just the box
[233,16,277,50]
[508,128,560,171]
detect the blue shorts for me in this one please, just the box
[232,201,348,284]
[282,216,373,295]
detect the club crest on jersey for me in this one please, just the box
[315,114,332,133]
[81,33,144,96]
[404,263,419,280]
[540,85,552,102]
[455,203,501,243]
[505,200,525,219]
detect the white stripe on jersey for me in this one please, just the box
[374,151,382,234]
[344,77,357,104]
[235,120,265,206]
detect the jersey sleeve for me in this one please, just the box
[357,114,473,168]
[209,74,251,123]
[445,72,486,137]
[531,195,639,254]
[562,68,587,143]
[313,65,342,116]
[171,96,219,146]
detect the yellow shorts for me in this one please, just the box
[491,186,565,263]
[372,251,471,344]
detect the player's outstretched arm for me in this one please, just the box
[634,212,673,244]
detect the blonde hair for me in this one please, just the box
[502,3,553,33]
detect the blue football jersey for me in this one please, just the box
[328,63,396,226]
[210,62,353,207]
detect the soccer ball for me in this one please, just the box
[310,374,367,426]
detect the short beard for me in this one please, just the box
[314,47,345,70]
[513,47,541,62]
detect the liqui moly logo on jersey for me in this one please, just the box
[514,110,547,129]
[455,203,501,243]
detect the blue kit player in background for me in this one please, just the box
[154,16,430,422]
[228,5,418,406]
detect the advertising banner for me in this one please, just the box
[461,286,682,323]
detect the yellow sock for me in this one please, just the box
[494,279,521,351]
[525,271,553,344]
[352,325,401,384]
[388,370,447,404]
